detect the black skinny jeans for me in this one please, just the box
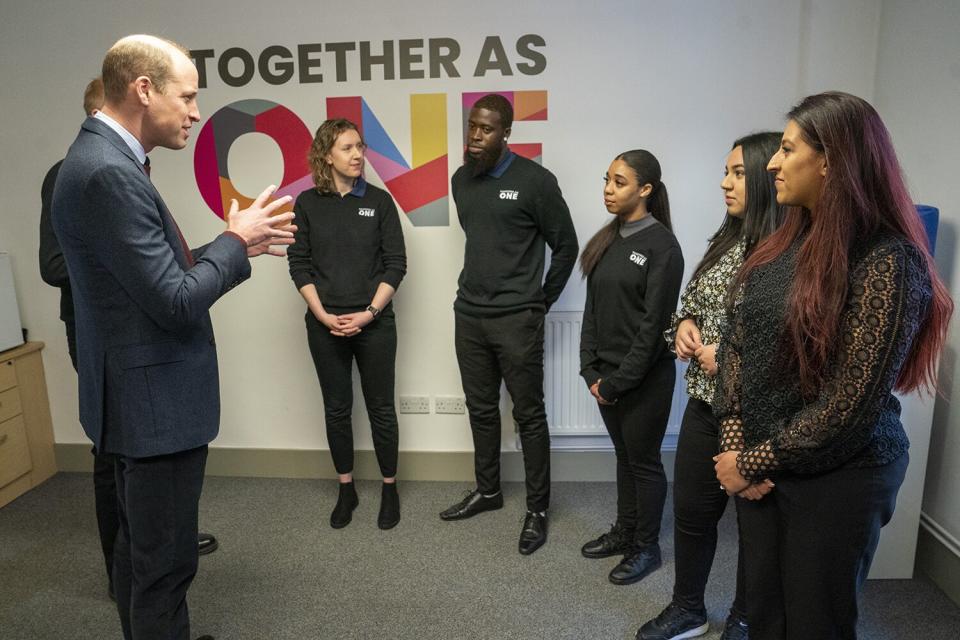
[305,308,399,478]
[598,357,675,546]
[737,453,908,640]
[455,309,550,512]
[671,397,746,617]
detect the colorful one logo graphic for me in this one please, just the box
[327,94,449,226]
[193,91,548,226]
[194,99,311,219]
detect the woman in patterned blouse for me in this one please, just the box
[714,92,952,639]
[637,133,785,640]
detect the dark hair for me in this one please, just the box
[738,91,952,394]
[307,118,363,194]
[580,149,670,277]
[472,93,513,129]
[690,132,785,281]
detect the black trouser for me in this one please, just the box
[671,398,746,617]
[597,358,674,546]
[306,308,399,478]
[68,330,120,589]
[737,453,908,640]
[113,445,208,640]
[455,309,550,512]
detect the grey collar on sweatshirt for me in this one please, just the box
[619,214,659,237]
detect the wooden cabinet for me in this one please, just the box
[0,342,56,508]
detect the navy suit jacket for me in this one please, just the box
[52,117,250,457]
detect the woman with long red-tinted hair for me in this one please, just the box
[713,91,952,640]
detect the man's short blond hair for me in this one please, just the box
[83,77,104,116]
[101,35,191,104]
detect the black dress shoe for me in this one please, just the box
[378,482,400,530]
[581,523,633,559]
[194,635,215,640]
[197,532,218,556]
[330,481,359,529]
[518,510,547,555]
[439,489,503,521]
[609,543,662,585]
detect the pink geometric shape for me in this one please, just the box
[366,148,411,182]
[276,174,315,201]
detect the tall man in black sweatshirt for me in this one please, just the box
[439,94,579,555]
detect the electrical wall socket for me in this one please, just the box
[434,395,466,414]
[398,395,430,414]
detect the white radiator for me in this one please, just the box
[542,311,687,450]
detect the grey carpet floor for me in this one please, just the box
[1,473,958,639]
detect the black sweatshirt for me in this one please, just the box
[39,160,75,326]
[287,178,406,312]
[580,219,684,402]
[452,153,579,317]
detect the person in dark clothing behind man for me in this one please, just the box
[579,150,684,586]
[38,77,217,602]
[288,118,407,530]
[439,93,579,556]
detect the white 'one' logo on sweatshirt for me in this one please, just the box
[629,251,647,266]
[358,208,376,217]
[499,190,519,200]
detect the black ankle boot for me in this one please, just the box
[378,482,400,530]
[330,482,358,529]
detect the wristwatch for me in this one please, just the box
[366,304,381,319]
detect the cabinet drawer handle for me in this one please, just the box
[0,434,7,446]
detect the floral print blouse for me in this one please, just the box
[664,240,746,403]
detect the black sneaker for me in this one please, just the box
[636,602,709,640]
[719,614,748,640]
[609,543,662,585]
[581,523,633,559]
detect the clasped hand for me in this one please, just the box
[226,185,297,257]
[589,380,614,405]
[318,310,374,337]
[713,450,774,500]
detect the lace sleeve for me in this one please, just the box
[736,241,931,479]
[714,290,745,452]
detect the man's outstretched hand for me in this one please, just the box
[226,185,296,257]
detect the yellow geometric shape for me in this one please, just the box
[411,93,447,167]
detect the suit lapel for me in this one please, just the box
[82,118,195,270]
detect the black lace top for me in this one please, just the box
[714,234,932,480]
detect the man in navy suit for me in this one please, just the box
[52,34,295,640]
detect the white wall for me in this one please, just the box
[0,0,889,456]
[874,0,960,548]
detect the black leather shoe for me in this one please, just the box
[581,523,633,559]
[636,602,708,640]
[439,489,503,521]
[197,532,218,556]
[609,543,662,585]
[330,482,359,529]
[719,613,748,640]
[518,511,548,555]
[378,482,400,530]
[194,636,215,640]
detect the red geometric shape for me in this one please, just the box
[385,155,449,213]
[326,97,364,138]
